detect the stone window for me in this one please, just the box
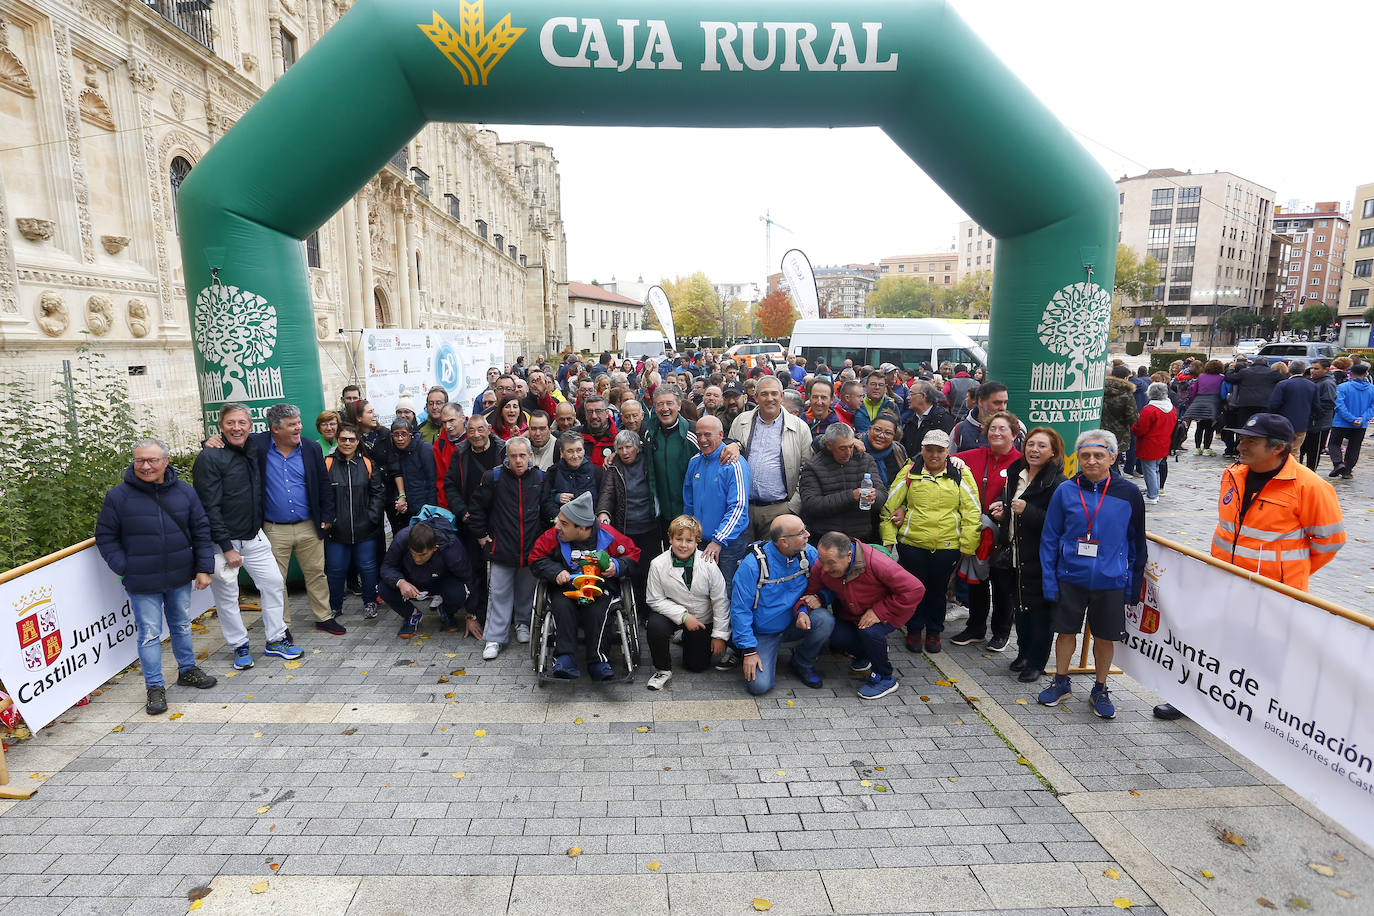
[169,156,192,233]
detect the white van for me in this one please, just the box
[788,318,987,372]
[622,330,668,362]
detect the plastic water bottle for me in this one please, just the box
[859,473,875,510]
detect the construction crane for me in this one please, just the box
[759,210,794,290]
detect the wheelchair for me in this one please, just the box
[528,577,642,686]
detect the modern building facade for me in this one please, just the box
[956,219,996,282]
[814,264,879,319]
[0,0,567,446]
[1337,183,1374,348]
[1272,202,1348,309]
[878,252,958,287]
[567,282,644,355]
[1115,168,1274,346]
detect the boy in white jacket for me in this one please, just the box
[644,515,731,690]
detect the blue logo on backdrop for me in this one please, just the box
[435,342,464,395]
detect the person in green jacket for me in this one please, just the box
[880,429,981,655]
[643,385,698,533]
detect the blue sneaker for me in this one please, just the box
[263,639,302,660]
[1037,675,1072,707]
[848,659,872,676]
[551,654,580,679]
[232,644,254,670]
[407,607,423,628]
[1089,683,1116,719]
[789,659,823,689]
[858,672,899,700]
[589,661,615,682]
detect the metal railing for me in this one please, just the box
[142,0,215,52]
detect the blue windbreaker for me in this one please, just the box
[1333,378,1374,429]
[683,446,751,546]
[1040,471,1147,602]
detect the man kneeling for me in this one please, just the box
[529,492,642,680]
[379,519,473,638]
[807,532,924,700]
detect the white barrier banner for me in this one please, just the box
[363,329,504,425]
[0,545,213,733]
[1119,540,1374,846]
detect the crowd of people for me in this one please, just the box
[95,344,1355,719]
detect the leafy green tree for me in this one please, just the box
[1288,303,1334,331]
[946,271,991,318]
[1363,306,1374,326]
[1216,311,1259,332]
[1115,244,1161,304]
[871,276,943,318]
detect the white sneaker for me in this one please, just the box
[646,670,673,691]
[1142,496,1159,506]
[482,641,500,660]
[515,624,531,644]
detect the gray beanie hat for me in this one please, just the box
[562,491,596,527]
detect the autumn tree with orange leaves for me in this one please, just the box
[755,289,799,339]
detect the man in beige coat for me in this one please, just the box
[729,376,813,541]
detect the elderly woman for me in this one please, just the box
[1132,382,1176,504]
[316,409,341,452]
[541,431,604,523]
[864,411,908,486]
[598,429,659,614]
[990,426,1067,680]
[881,429,981,654]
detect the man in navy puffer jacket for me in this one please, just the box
[95,439,217,716]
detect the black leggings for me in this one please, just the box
[1302,428,1329,470]
[1193,420,1214,449]
[646,614,713,672]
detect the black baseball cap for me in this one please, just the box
[1224,412,1294,442]
[722,381,746,396]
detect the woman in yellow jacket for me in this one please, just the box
[880,429,982,654]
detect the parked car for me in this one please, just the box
[1234,338,1265,358]
[1253,341,1346,365]
[724,341,788,371]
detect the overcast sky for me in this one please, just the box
[485,0,1371,292]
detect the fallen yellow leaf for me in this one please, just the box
[445,653,457,658]
[268,863,280,872]
[256,805,270,814]
[954,720,964,725]
[444,693,455,699]
[419,634,430,639]
[250,880,269,894]
[785,700,794,706]
[775,770,786,777]
[935,679,952,686]
[1200,870,1214,879]
[1104,867,1120,880]
[283,674,294,680]
[860,780,872,787]
[188,900,203,911]
[1128,790,1141,796]
[574,718,584,725]
[1218,828,1246,847]
[111,725,124,733]
[168,713,183,720]
[948,776,958,782]
[1307,862,1336,877]
[437,677,450,684]
[1332,853,1346,862]
[753,899,773,912]
[245,695,254,699]
[636,726,649,733]
[567,846,581,857]
[1112,898,1134,909]
[1257,898,1277,909]
[1016,757,1030,766]
[646,861,661,872]
[919,695,930,701]
[875,785,887,792]
[452,771,465,778]
[473,729,486,737]
[252,732,263,739]
[283,660,301,669]
[966,696,981,702]
[1288,897,1309,910]
[1334,888,1354,899]
[224,671,238,678]
[873,766,883,771]
[360,671,367,675]
[1015,698,1028,705]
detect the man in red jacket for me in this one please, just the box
[805,531,924,700]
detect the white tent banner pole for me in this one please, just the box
[646,286,676,351]
[781,248,820,321]
[1119,540,1374,847]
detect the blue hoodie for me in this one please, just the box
[1332,377,1374,430]
[1040,471,1147,602]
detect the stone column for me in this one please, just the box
[268,15,285,80]
[358,194,375,329]
[341,199,362,329]
[405,211,420,328]
[395,200,412,329]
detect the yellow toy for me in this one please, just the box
[563,549,612,604]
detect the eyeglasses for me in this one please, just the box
[338,437,359,443]
[778,529,809,540]
[869,428,894,438]
[133,457,167,466]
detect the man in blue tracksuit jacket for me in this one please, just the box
[1037,429,1146,720]
[729,514,835,695]
[1327,362,1374,479]
[683,415,752,595]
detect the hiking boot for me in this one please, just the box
[232,644,254,670]
[924,633,942,654]
[1037,674,1072,707]
[857,672,899,700]
[1089,683,1116,719]
[397,619,418,638]
[904,632,922,653]
[948,628,983,646]
[176,666,217,689]
[646,670,673,691]
[145,686,167,715]
[264,638,302,660]
[314,617,346,635]
[986,634,1009,652]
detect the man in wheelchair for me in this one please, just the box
[528,492,642,680]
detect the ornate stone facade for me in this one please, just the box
[0,1,568,446]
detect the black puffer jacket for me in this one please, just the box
[95,466,213,593]
[995,457,1067,606]
[386,435,437,509]
[540,458,603,522]
[326,452,384,544]
[443,438,505,519]
[380,516,472,593]
[798,448,887,542]
[466,465,546,567]
[192,441,264,552]
[1225,365,1282,408]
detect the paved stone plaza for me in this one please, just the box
[1,451,1370,915]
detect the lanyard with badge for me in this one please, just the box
[1075,478,1107,557]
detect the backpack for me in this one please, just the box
[324,454,372,475]
[748,542,811,612]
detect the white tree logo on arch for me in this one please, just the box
[193,283,285,404]
[1033,282,1112,393]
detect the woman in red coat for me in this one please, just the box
[1131,382,1175,505]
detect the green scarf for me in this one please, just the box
[672,553,694,589]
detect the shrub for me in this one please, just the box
[1148,351,1206,375]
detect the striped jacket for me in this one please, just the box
[1212,456,1345,592]
[683,445,751,547]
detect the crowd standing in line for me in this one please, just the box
[97,344,1353,718]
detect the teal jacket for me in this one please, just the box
[643,414,696,520]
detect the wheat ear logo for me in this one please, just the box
[420,3,525,86]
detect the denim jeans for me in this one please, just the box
[714,534,752,602]
[1140,457,1162,500]
[745,607,836,696]
[127,583,196,688]
[325,538,378,611]
[830,619,897,679]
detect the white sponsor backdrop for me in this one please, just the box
[1120,539,1374,846]
[362,329,505,425]
[0,544,213,733]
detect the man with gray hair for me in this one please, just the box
[799,422,886,543]
[901,381,956,456]
[98,438,217,715]
[1037,429,1146,720]
[194,404,300,669]
[1267,359,1318,452]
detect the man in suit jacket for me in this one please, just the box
[902,381,956,457]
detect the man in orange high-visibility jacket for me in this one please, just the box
[1211,412,1345,592]
[1155,412,1346,724]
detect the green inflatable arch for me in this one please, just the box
[177,0,1118,446]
